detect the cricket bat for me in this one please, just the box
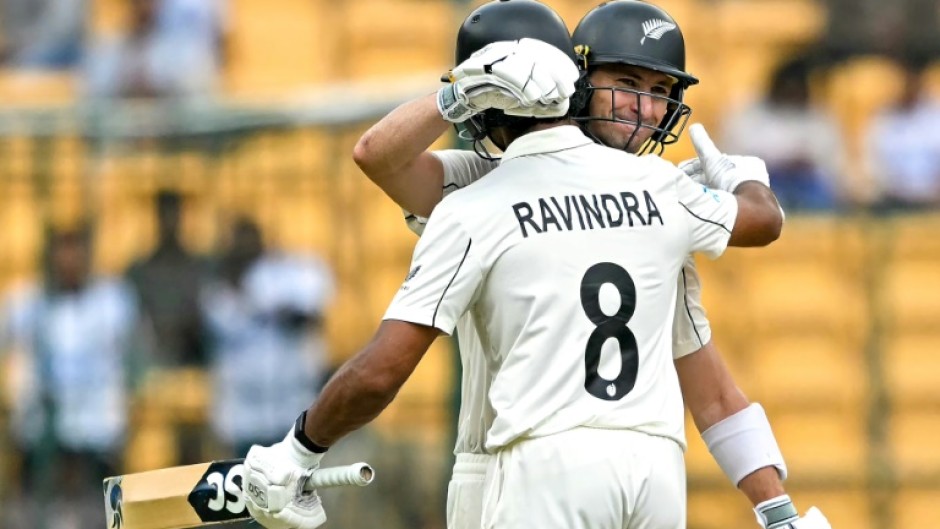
[103,460,373,529]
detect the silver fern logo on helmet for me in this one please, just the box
[640,18,676,44]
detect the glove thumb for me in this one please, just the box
[688,123,721,163]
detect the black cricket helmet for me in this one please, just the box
[447,0,582,156]
[572,0,699,154]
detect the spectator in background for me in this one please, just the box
[81,0,220,100]
[157,0,228,71]
[722,57,847,210]
[0,224,139,529]
[201,217,333,457]
[125,190,209,464]
[126,190,208,368]
[865,62,940,211]
[0,0,87,69]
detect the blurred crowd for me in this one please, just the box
[0,0,937,212]
[722,55,940,212]
[0,189,442,529]
[0,0,225,99]
[0,191,338,529]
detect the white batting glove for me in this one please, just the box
[678,123,771,192]
[755,495,832,529]
[243,430,326,529]
[437,38,578,123]
[501,38,578,118]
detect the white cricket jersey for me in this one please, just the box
[406,149,499,455]
[388,126,737,451]
[404,148,712,455]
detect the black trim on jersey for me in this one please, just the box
[443,182,463,192]
[404,213,418,221]
[679,202,731,233]
[432,238,472,328]
[681,268,705,347]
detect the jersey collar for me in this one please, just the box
[500,125,594,162]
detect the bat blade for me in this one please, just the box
[103,459,373,529]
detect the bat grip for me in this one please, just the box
[303,462,374,490]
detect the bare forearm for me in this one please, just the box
[302,320,438,447]
[738,466,786,506]
[355,93,448,173]
[688,381,749,433]
[676,342,750,432]
[678,344,790,513]
[730,182,783,247]
[353,93,449,217]
[302,353,401,447]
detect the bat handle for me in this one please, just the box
[303,462,374,490]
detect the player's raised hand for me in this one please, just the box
[437,38,578,123]
[496,37,578,114]
[243,431,327,529]
[755,495,832,529]
[678,123,770,192]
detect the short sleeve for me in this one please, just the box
[405,150,498,235]
[386,207,483,334]
[672,257,712,359]
[676,174,738,259]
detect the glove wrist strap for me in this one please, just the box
[437,85,472,123]
[294,410,329,453]
[754,494,799,528]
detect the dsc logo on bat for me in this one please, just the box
[187,460,249,522]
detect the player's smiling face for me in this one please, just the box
[585,64,675,153]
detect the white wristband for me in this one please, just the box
[701,403,787,486]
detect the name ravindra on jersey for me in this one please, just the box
[512,190,664,238]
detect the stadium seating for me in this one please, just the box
[824,56,906,156]
[225,0,333,93]
[342,0,452,78]
[883,333,940,407]
[3,1,940,525]
[881,257,940,332]
[686,488,755,529]
[790,489,874,529]
[889,409,940,483]
[744,334,868,410]
[894,487,940,529]
[0,180,42,285]
[771,408,869,485]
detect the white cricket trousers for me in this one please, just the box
[448,428,686,529]
[448,453,493,529]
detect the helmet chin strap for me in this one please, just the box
[455,119,502,162]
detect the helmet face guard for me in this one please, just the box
[572,0,698,154]
[574,82,692,155]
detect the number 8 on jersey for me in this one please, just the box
[580,262,639,401]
